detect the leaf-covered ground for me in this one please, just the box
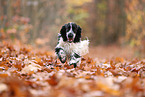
[0,42,145,97]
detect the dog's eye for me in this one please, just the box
[72,25,77,33]
[66,26,71,32]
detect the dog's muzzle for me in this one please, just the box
[67,32,75,42]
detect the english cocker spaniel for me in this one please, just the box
[55,22,89,67]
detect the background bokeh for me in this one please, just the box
[0,0,145,57]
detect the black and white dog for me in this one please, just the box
[55,22,89,67]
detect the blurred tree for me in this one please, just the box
[86,0,126,45]
[104,0,126,44]
[0,0,66,46]
[21,0,66,44]
[0,0,32,42]
[86,0,107,45]
[0,0,145,57]
[125,0,145,56]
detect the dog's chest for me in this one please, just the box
[56,37,89,57]
[62,42,80,56]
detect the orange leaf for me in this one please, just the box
[0,73,8,77]
[47,74,58,86]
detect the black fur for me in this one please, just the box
[69,53,81,68]
[74,53,81,58]
[60,24,67,41]
[55,47,66,63]
[70,63,77,68]
[74,25,81,43]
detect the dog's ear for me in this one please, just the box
[74,25,82,43]
[60,24,67,41]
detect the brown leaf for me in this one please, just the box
[47,74,58,86]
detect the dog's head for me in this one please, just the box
[60,22,82,43]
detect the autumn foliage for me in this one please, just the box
[1,0,145,56]
[0,42,144,97]
[0,0,145,96]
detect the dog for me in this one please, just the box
[55,22,89,67]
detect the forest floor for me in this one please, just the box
[41,44,135,59]
[0,42,144,97]
[89,45,134,59]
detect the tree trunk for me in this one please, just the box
[104,0,126,44]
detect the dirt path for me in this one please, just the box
[88,45,134,59]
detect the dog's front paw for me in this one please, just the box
[69,53,81,68]
[69,63,77,68]
[58,49,66,63]
[55,47,66,63]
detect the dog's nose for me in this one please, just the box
[68,33,73,38]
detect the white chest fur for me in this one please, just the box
[56,37,89,57]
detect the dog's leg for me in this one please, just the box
[69,53,81,67]
[55,47,66,63]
